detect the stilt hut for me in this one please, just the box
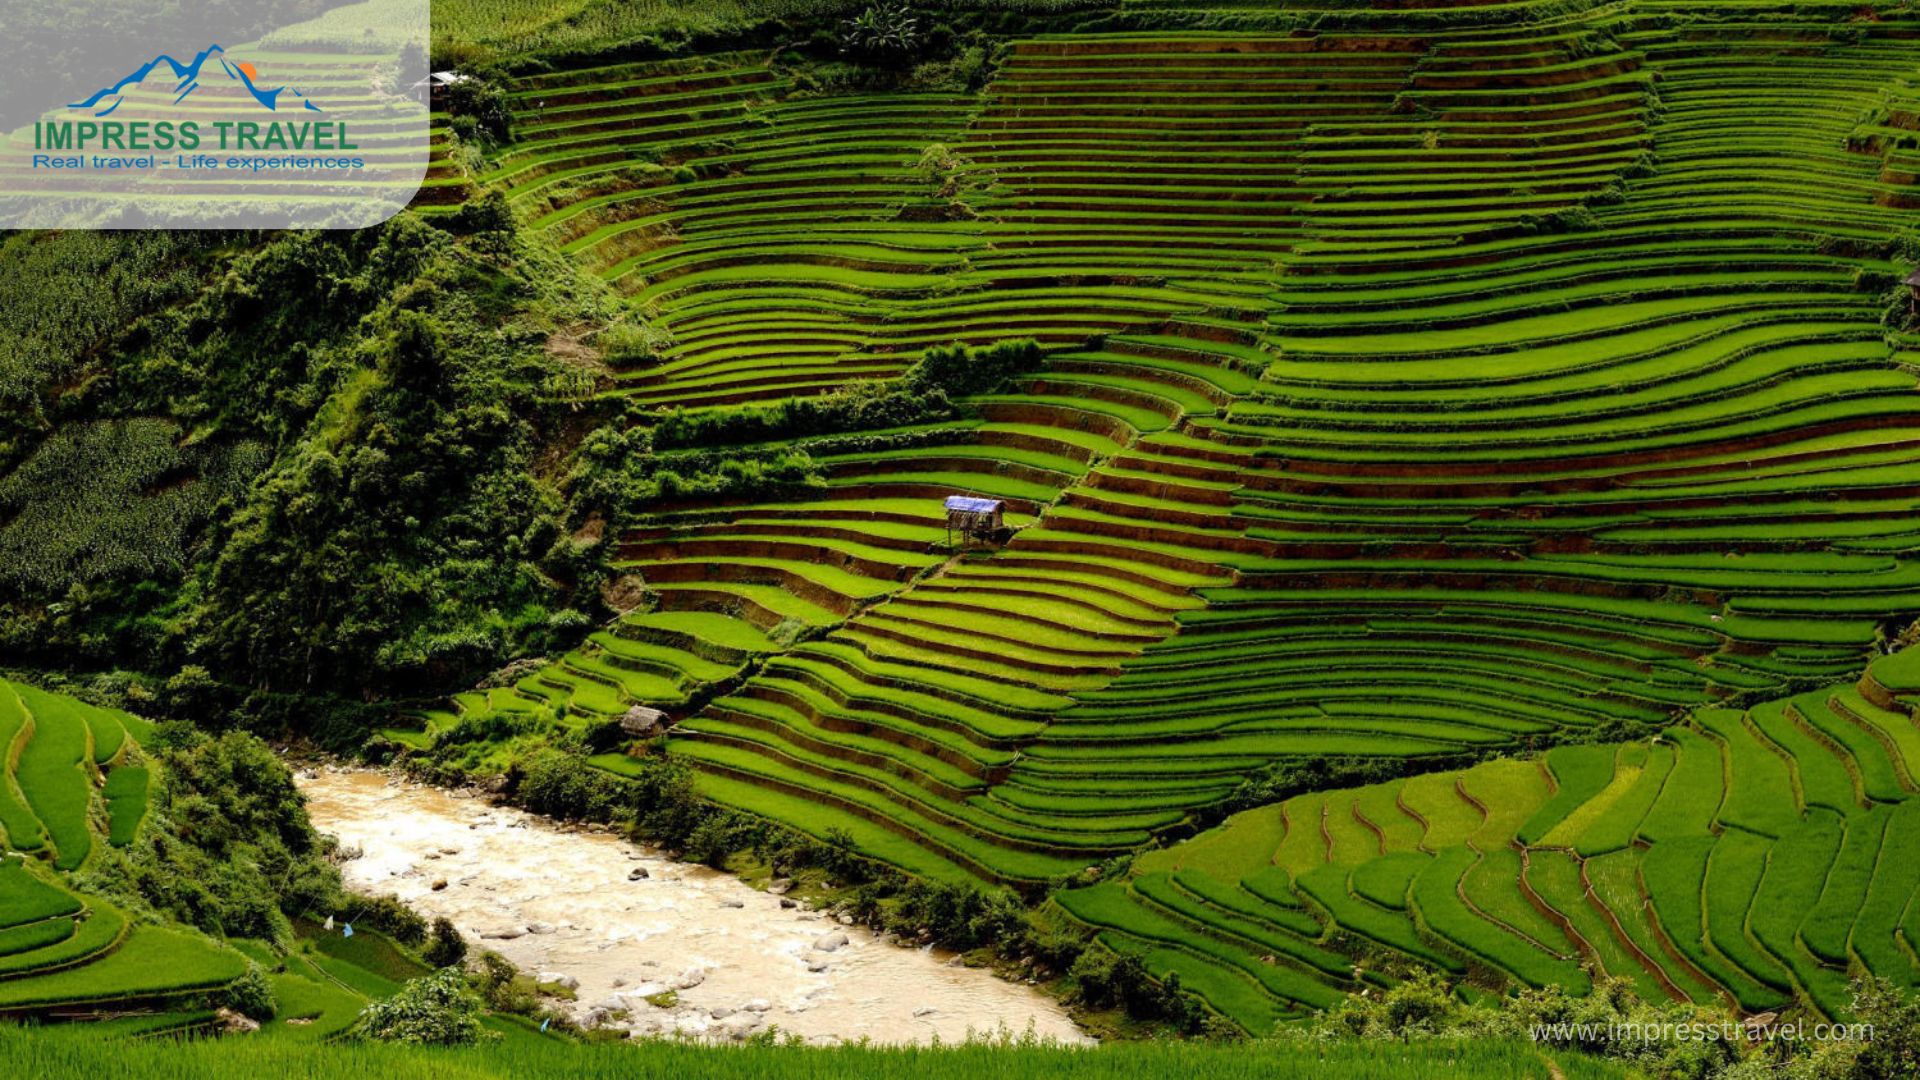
[944,495,1005,550]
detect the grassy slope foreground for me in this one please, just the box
[0,1023,1633,1080]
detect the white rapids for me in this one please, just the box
[297,767,1092,1046]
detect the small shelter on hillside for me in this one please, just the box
[410,70,470,91]
[945,495,1005,550]
[621,705,667,737]
[1905,269,1920,316]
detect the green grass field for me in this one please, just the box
[0,1024,1632,1080]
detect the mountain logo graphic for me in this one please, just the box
[69,44,323,117]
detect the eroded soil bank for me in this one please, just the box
[297,767,1091,1046]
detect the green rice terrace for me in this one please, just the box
[17,0,1920,1073]
[1059,649,1920,1031]
[375,0,1920,1039]
[0,672,562,1042]
[0,677,244,1016]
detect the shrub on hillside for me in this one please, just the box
[684,812,753,868]
[647,383,936,451]
[885,877,1024,951]
[445,77,512,146]
[1719,977,1920,1080]
[596,321,675,365]
[1070,947,1208,1033]
[507,746,720,852]
[904,143,989,219]
[1314,972,1459,1040]
[512,747,637,821]
[912,43,996,92]
[448,189,516,245]
[356,968,492,1046]
[1500,978,1741,1080]
[1520,205,1600,233]
[574,716,630,755]
[568,421,823,520]
[1221,755,1448,817]
[841,2,921,65]
[903,338,1038,397]
[423,917,468,969]
[641,338,1041,454]
[349,893,429,947]
[1303,974,1743,1079]
[815,826,872,885]
[435,707,548,748]
[470,951,541,1016]
[222,962,279,1023]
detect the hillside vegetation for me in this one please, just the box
[406,0,1920,890]
[11,0,1920,1065]
[366,0,1920,1045]
[0,677,247,1015]
[0,213,611,709]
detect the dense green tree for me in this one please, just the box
[423,917,468,969]
[0,205,618,708]
[356,968,491,1046]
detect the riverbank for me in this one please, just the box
[297,767,1089,1046]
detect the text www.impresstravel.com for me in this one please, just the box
[1530,1021,1873,1044]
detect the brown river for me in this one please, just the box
[297,768,1091,1045]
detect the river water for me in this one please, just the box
[297,768,1091,1046]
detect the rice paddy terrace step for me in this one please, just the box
[392,14,1920,946]
[0,680,246,1015]
[1057,650,1920,1031]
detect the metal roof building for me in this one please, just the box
[944,495,1005,549]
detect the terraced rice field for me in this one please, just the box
[402,0,1920,1027]
[1056,651,1920,1031]
[0,679,248,1013]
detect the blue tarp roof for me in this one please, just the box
[945,495,1002,514]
